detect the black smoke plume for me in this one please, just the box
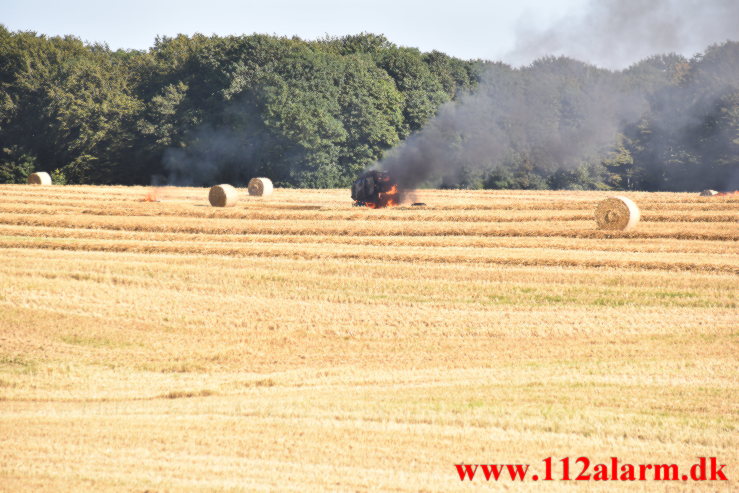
[377,0,738,192]
[379,59,649,190]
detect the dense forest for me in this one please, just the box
[0,26,737,191]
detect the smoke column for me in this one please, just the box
[506,0,739,69]
[379,60,649,189]
[378,1,738,191]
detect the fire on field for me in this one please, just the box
[141,187,177,202]
[141,188,161,202]
[351,170,404,208]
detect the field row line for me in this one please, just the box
[2,193,738,210]
[1,224,735,255]
[3,246,733,289]
[1,237,735,273]
[3,262,733,310]
[4,274,736,336]
[1,214,735,240]
[1,204,736,223]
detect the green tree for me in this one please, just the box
[377,47,449,133]
[0,145,35,183]
[0,29,141,184]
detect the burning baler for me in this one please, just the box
[351,170,401,208]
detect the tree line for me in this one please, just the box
[0,26,736,191]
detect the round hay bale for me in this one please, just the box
[208,184,238,207]
[595,196,640,231]
[248,177,273,197]
[27,172,52,185]
[699,189,718,196]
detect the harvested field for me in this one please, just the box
[0,184,737,492]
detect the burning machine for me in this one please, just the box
[351,170,401,208]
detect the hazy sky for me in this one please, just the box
[2,0,736,68]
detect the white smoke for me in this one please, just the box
[506,0,739,69]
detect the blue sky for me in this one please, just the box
[2,0,584,60]
[2,0,736,68]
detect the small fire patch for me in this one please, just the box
[351,170,402,208]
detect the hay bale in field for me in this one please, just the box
[27,172,52,185]
[209,184,238,207]
[699,189,718,196]
[248,177,273,197]
[595,196,640,231]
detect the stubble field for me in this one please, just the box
[0,184,737,491]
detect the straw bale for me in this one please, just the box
[595,196,640,231]
[248,177,273,196]
[209,184,238,207]
[27,172,52,185]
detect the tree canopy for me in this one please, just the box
[0,27,736,191]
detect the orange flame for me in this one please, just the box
[365,184,400,208]
[141,188,161,202]
[716,191,739,196]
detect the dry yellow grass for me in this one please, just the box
[0,184,737,492]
